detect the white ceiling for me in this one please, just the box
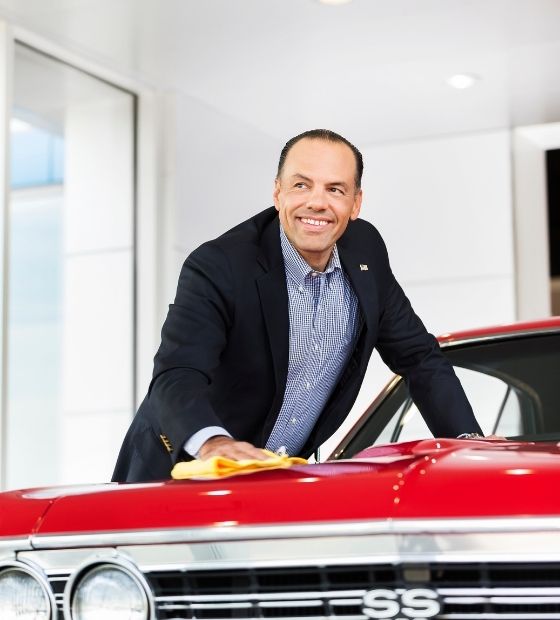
[1,0,560,145]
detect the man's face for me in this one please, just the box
[273,138,362,271]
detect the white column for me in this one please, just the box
[135,92,162,403]
[61,95,134,483]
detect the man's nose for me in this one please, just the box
[306,187,328,209]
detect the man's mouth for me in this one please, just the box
[299,217,330,227]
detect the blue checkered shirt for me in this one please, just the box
[265,226,360,456]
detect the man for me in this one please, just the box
[113,129,483,482]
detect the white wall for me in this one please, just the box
[163,121,516,333]
[158,93,279,320]
[361,129,515,334]
[61,96,134,484]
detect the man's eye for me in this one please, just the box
[329,187,344,194]
[294,182,307,189]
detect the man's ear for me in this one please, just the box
[273,178,281,211]
[350,189,363,220]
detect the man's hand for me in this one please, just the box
[198,436,271,461]
[457,433,506,440]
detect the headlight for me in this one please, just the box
[70,562,150,620]
[0,564,52,620]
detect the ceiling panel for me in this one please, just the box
[1,0,560,144]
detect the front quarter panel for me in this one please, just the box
[0,490,54,538]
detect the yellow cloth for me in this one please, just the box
[171,450,307,480]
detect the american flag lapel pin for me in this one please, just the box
[360,264,368,271]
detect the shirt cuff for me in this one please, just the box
[184,427,233,458]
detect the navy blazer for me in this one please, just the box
[113,207,480,482]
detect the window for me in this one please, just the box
[338,333,560,458]
[5,44,136,488]
[384,368,522,444]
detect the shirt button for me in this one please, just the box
[276,446,288,457]
[298,286,304,293]
[311,272,318,277]
[314,344,319,351]
[291,417,297,424]
[306,382,311,389]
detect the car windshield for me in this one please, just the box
[334,332,560,459]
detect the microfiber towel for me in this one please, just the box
[171,450,307,480]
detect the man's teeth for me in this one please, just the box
[301,218,328,227]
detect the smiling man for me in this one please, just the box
[274,136,362,272]
[113,129,483,482]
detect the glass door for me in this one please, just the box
[6,43,136,488]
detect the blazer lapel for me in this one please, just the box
[255,217,290,397]
[338,243,378,337]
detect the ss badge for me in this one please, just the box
[362,588,441,619]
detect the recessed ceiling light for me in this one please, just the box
[318,0,353,5]
[446,73,480,90]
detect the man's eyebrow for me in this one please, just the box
[289,173,313,183]
[329,180,350,189]
[290,174,349,189]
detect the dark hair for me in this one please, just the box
[277,129,363,190]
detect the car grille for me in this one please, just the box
[48,562,560,620]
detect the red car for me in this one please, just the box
[1,318,560,620]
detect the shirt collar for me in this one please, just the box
[279,224,341,286]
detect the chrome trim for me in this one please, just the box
[192,602,253,609]
[440,588,560,596]
[12,548,560,620]
[29,516,560,549]
[258,600,324,608]
[18,547,117,572]
[152,587,560,605]
[62,554,155,620]
[0,536,32,554]
[447,596,560,603]
[0,558,58,619]
[150,587,560,620]
[176,617,364,620]
[99,549,560,569]
[149,587,560,620]
[440,612,558,620]
[18,532,560,578]
[154,590,368,603]
[14,518,560,620]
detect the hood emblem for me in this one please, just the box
[362,588,441,619]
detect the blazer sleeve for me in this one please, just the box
[374,244,483,437]
[148,242,235,461]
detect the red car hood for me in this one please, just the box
[2,439,559,538]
